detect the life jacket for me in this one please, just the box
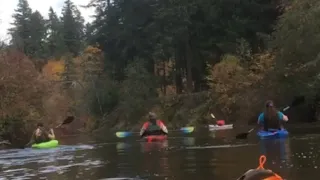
[143,120,163,131]
[237,155,283,180]
[142,120,166,136]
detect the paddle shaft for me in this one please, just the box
[116,126,194,138]
[126,128,189,135]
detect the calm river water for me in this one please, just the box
[0,128,319,180]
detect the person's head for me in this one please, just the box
[148,112,157,123]
[35,123,44,137]
[264,100,277,119]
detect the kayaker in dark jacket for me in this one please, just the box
[25,123,55,147]
[139,112,168,137]
[257,100,288,131]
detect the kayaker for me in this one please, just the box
[139,112,168,137]
[258,100,289,131]
[25,123,55,147]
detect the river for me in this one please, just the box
[0,128,319,180]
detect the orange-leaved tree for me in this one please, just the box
[0,49,48,143]
[42,59,65,81]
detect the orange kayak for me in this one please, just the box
[144,135,167,142]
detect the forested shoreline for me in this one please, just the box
[1,0,320,144]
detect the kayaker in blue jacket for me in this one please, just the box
[139,112,168,138]
[25,123,55,147]
[258,100,288,131]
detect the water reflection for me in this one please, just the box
[140,141,169,153]
[258,138,292,179]
[209,129,232,139]
[182,137,195,146]
[259,139,291,160]
[140,141,169,179]
[116,142,132,152]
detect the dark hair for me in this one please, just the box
[264,100,278,129]
[37,122,44,127]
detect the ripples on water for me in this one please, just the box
[0,144,101,179]
[1,133,320,179]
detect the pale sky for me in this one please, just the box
[0,0,95,41]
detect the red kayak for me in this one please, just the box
[144,135,167,142]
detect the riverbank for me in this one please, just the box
[93,91,315,135]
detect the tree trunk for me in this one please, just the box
[174,46,183,94]
[185,38,193,93]
[162,58,167,95]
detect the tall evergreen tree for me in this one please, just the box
[9,0,33,55]
[29,11,47,58]
[47,7,65,58]
[61,0,85,56]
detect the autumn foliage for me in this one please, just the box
[0,45,106,143]
[206,53,275,116]
[0,50,48,142]
[42,60,65,81]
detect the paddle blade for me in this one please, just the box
[291,96,305,107]
[180,127,195,133]
[210,113,215,119]
[236,133,249,139]
[62,116,74,125]
[116,132,133,138]
[55,116,75,128]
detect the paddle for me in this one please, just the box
[55,116,75,128]
[235,96,305,139]
[115,126,195,138]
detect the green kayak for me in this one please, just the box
[32,139,59,149]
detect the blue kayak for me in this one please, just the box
[257,129,289,140]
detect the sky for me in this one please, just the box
[0,0,95,41]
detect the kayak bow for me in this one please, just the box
[31,139,59,149]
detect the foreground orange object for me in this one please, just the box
[237,155,283,180]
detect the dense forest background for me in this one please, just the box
[1,0,320,143]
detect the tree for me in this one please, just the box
[89,0,281,94]
[272,0,320,88]
[9,0,33,55]
[47,7,65,58]
[28,11,47,58]
[61,0,85,56]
